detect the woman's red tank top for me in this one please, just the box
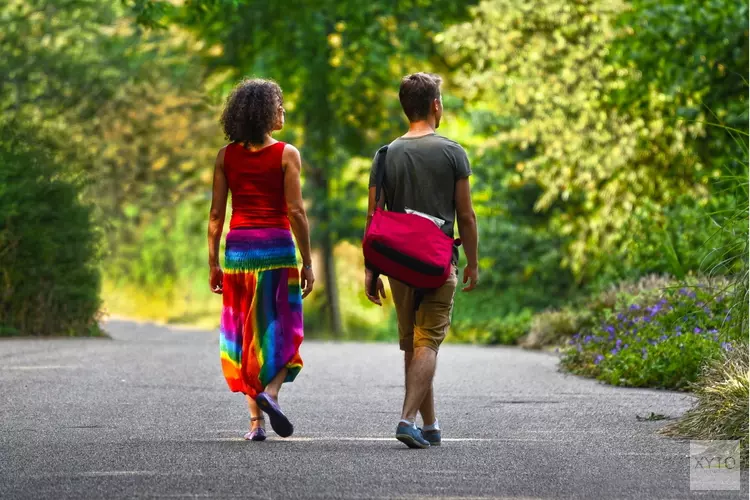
[224,141,290,230]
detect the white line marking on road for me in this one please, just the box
[77,471,160,477]
[205,436,565,443]
[1,365,78,370]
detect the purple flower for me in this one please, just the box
[610,348,620,355]
[641,348,648,359]
[617,313,626,322]
[659,335,668,342]
[605,325,615,335]
[679,288,697,299]
[616,338,623,347]
[721,342,733,352]
[584,335,593,344]
[694,327,702,334]
[594,355,604,365]
[630,304,641,311]
[708,329,718,334]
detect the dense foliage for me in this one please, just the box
[440,0,747,285]
[0,127,101,336]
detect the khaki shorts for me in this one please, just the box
[388,267,458,352]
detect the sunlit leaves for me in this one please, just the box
[440,0,747,279]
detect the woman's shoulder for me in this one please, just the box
[217,143,238,165]
[280,142,300,158]
[220,142,239,155]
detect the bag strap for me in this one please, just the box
[374,145,388,204]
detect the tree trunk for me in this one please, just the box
[300,17,343,336]
[321,227,343,335]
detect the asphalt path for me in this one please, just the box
[0,320,746,499]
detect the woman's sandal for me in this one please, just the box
[244,416,267,441]
[255,392,294,437]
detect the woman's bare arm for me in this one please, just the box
[283,144,314,297]
[207,148,228,292]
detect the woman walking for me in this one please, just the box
[207,78,314,441]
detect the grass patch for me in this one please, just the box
[661,347,749,464]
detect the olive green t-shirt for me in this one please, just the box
[369,133,472,260]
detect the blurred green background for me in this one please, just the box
[1,0,747,344]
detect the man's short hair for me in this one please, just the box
[398,73,442,122]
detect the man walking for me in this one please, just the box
[365,72,479,448]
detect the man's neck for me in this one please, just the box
[403,120,436,138]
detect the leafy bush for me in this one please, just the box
[0,129,102,336]
[519,309,579,349]
[560,277,737,390]
[661,347,749,464]
[592,197,748,286]
[451,308,533,346]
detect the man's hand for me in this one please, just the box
[301,266,315,299]
[462,265,479,292]
[209,265,224,294]
[365,269,386,306]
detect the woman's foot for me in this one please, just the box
[244,416,266,441]
[255,392,294,437]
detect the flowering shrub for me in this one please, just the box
[560,280,736,390]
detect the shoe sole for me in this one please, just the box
[255,393,294,438]
[396,433,430,449]
[427,441,441,447]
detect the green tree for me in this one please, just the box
[130,0,476,334]
[2,0,222,278]
[439,0,747,280]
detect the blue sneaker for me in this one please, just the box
[420,428,441,446]
[396,423,430,449]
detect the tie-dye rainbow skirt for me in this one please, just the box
[219,228,303,397]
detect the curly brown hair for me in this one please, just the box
[220,78,283,145]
